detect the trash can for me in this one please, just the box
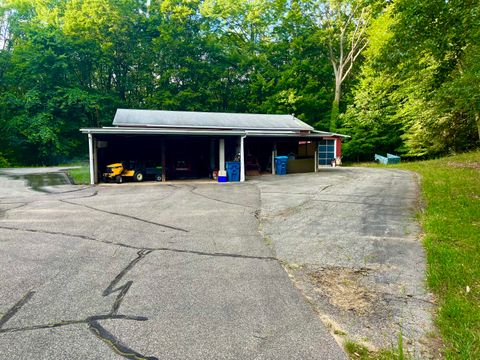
[226,161,240,182]
[275,156,288,175]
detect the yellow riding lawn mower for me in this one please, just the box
[102,161,162,183]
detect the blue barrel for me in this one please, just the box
[275,156,288,175]
[226,161,240,182]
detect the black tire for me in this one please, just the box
[135,172,144,182]
[115,175,123,184]
[155,174,162,182]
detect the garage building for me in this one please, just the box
[80,109,347,184]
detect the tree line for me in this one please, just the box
[0,0,478,166]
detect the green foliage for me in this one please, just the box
[0,153,10,167]
[67,165,90,184]
[0,0,478,166]
[344,338,409,359]
[0,0,348,166]
[344,0,480,160]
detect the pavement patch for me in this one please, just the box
[257,168,435,358]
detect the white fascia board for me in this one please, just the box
[245,131,330,138]
[80,127,245,136]
[311,130,350,138]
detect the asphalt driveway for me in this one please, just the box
[0,169,346,359]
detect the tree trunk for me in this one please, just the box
[476,112,480,142]
[330,100,339,131]
[334,73,342,104]
[330,74,342,131]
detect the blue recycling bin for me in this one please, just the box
[275,156,288,175]
[226,161,240,182]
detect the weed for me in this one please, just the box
[67,166,90,184]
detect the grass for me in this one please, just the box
[66,165,90,185]
[344,339,408,360]
[343,325,409,359]
[357,151,480,359]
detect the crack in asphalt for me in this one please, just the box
[48,186,92,194]
[0,189,97,209]
[0,249,158,359]
[0,202,29,219]
[103,249,153,315]
[0,291,35,328]
[88,320,158,360]
[61,190,98,200]
[0,314,147,334]
[164,247,276,260]
[179,184,256,209]
[381,293,436,305]
[0,225,139,249]
[319,184,334,193]
[260,190,417,200]
[0,225,276,261]
[260,190,407,208]
[309,198,405,208]
[59,198,189,233]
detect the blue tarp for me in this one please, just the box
[375,153,401,165]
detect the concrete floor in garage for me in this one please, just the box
[0,167,433,359]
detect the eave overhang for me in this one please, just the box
[80,127,350,138]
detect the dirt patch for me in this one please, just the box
[418,330,445,360]
[308,267,377,316]
[447,161,480,170]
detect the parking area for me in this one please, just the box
[0,167,433,359]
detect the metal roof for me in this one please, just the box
[112,109,314,131]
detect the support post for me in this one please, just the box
[219,138,225,172]
[161,139,166,182]
[88,133,95,185]
[314,140,318,173]
[93,138,98,183]
[240,135,245,182]
[271,142,277,175]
